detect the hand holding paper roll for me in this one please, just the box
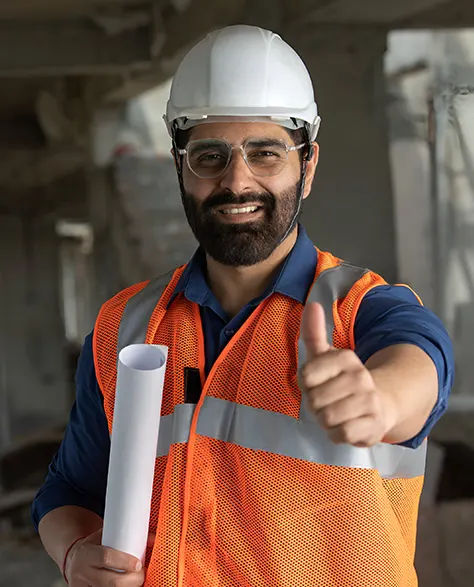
[102,344,168,566]
[64,529,145,586]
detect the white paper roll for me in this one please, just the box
[102,343,168,563]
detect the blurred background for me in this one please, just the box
[0,1,473,586]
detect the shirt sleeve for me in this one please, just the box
[354,285,454,449]
[31,331,110,531]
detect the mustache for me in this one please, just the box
[201,191,275,214]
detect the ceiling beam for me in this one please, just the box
[398,0,474,28]
[298,0,451,25]
[104,0,245,103]
[0,18,153,77]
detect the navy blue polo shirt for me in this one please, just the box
[32,225,454,530]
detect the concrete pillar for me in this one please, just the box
[290,29,397,282]
[87,107,148,317]
[88,162,150,317]
[88,166,124,316]
[0,214,69,440]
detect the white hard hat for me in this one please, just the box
[164,25,320,141]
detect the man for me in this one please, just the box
[33,25,453,587]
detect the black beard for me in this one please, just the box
[182,181,302,267]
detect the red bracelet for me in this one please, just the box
[62,535,87,584]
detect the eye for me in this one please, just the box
[198,152,226,161]
[191,150,228,168]
[247,149,283,160]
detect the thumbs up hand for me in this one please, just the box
[299,302,396,447]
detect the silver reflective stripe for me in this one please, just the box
[297,263,367,366]
[117,270,174,354]
[157,403,196,457]
[156,396,426,479]
[193,396,426,479]
[110,403,194,455]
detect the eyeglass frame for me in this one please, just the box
[177,137,307,179]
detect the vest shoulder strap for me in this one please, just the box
[311,250,387,350]
[93,268,183,395]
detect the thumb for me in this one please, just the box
[302,302,331,359]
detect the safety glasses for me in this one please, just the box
[178,137,306,179]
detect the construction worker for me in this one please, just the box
[33,25,453,587]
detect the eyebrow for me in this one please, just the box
[188,140,228,154]
[245,138,285,148]
[188,137,287,153]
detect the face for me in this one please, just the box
[178,122,318,267]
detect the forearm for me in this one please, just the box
[366,344,438,444]
[38,506,103,570]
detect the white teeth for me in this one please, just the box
[222,206,258,215]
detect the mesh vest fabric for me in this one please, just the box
[93,249,424,587]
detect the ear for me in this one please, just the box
[302,142,319,199]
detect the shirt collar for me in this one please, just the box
[271,224,318,303]
[167,223,317,309]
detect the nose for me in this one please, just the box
[218,148,257,194]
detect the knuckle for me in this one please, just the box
[328,427,343,444]
[301,373,311,391]
[310,393,323,412]
[339,423,356,445]
[353,368,369,388]
[355,439,372,448]
[298,366,309,389]
[308,398,321,420]
[102,550,114,569]
[301,365,321,391]
[320,407,335,429]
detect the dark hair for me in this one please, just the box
[285,127,310,162]
[174,127,191,150]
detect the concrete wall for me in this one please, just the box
[113,154,196,277]
[292,30,398,282]
[0,214,69,443]
[386,29,474,406]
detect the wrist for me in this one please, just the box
[62,535,87,584]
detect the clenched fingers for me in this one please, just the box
[313,389,380,430]
[88,544,142,573]
[305,369,374,412]
[299,349,362,390]
[327,415,386,448]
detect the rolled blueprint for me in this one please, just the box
[102,343,168,563]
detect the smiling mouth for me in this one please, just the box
[217,205,262,215]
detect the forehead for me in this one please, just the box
[188,121,293,144]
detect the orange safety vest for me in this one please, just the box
[93,249,426,587]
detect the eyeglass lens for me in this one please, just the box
[186,138,290,178]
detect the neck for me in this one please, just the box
[205,227,299,318]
